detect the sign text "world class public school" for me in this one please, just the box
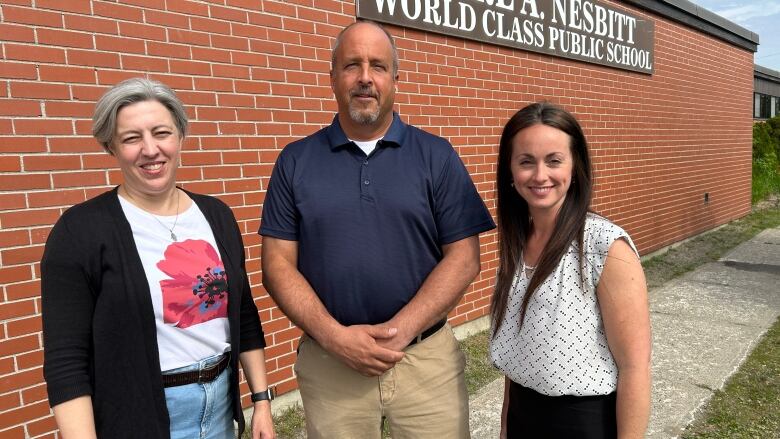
[357,0,655,74]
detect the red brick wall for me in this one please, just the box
[0,1,752,436]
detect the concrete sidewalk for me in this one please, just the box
[467,226,780,438]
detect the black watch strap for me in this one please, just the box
[251,387,276,403]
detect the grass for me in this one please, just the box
[461,330,503,395]
[680,317,780,439]
[752,161,780,203]
[252,201,780,439]
[268,406,306,439]
[642,200,780,288]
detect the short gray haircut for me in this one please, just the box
[92,77,188,154]
[331,20,399,77]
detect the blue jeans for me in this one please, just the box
[163,354,235,439]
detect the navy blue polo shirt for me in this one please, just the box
[259,113,495,326]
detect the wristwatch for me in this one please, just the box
[251,386,276,403]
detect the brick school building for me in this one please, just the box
[0,0,758,436]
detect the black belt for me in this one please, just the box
[162,354,230,388]
[407,319,446,347]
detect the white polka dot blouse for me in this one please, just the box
[490,213,639,396]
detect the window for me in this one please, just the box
[755,93,761,118]
[754,93,774,119]
[762,94,771,118]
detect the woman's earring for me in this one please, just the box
[510,182,515,188]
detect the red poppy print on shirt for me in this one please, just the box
[157,239,228,329]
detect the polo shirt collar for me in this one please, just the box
[326,112,406,150]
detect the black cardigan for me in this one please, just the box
[41,187,265,438]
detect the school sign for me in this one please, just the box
[357,0,655,74]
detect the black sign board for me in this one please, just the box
[357,0,654,74]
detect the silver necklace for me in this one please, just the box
[522,217,537,277]
[149,189,180,241]
[521,251,536,278]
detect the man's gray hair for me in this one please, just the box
[92,77,188,154]
[331,20,399,77]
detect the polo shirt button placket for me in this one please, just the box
[360,158,372,199]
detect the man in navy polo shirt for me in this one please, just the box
[260,20,495,438]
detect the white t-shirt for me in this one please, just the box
[490,213,639,396]
[119,194,231,372]
[351,138,381,156]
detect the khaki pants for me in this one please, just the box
[294,324,470,439]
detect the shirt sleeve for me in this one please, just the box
[222,204,267,352]
[259,150,299,241]
[584,217,640,289]
[433,146,496,244]
[41,215,95,407]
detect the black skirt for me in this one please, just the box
[506,381,617,438]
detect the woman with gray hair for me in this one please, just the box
[41,78,276,439]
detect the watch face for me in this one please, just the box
[252,388,275,402]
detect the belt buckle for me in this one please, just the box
[199,355,221,382]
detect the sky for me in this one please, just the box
[686,0,780,71]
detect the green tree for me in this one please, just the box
[752,116,780,202]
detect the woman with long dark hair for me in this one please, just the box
[490,102,651,438]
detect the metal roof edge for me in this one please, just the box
[622,0,759,52]
[755,64,780,83]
